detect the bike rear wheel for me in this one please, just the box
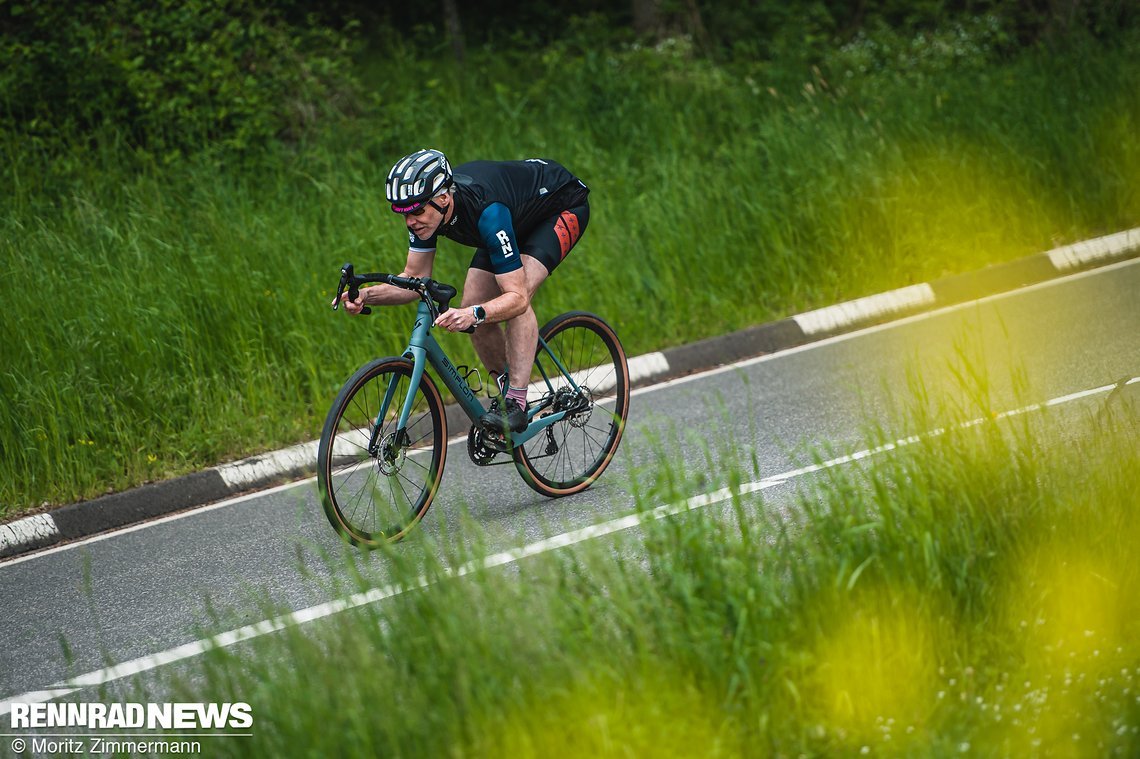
[317,357,447,546]
[513,311,629,497]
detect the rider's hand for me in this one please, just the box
[340,289,367,315]
[435,306,477,332]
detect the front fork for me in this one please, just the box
[367,348,428,457]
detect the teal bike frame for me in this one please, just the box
[383,300,585,448]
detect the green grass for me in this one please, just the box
[123,382,1140,756]
[3,34,1139,513]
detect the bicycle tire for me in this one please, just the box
[317,357,447,546]
[513,311,629,497]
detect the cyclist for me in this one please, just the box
[341,148,591,434]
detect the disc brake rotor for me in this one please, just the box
[555,386,593,428]
[377,430,408,475]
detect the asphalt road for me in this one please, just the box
[2,258,1138,706]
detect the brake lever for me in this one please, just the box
[331,263,352,310]
[422,278,474,332]
[350,280,372,316]
[434,298,476,334]
[331,263,371,315]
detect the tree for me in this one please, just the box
[632,0,709,49]
[633,0,664,38]
[442,0,466,63]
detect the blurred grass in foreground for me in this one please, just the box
[141,390,1140,756]
[2,32,1138,513]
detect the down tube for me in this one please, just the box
[423,333,486,424]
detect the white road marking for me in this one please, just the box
[1047,227,1140,271]
[627,351,669,383]
[0,515,58,553]
[218,441,320,489]
[1,375,1132,716]
[793,283,936,335]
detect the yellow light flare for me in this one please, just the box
[481,669,731,759]
[805,584,945,744]
[844,144,1060,281]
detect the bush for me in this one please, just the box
[825,13,1011,82]
[0,0,364,161]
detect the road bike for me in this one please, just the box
[317,263,630,546]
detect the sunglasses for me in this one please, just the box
[393,194,449,216]
[391,202,428,216]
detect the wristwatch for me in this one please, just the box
[472,305,487,326]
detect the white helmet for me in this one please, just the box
[385,148,452,213]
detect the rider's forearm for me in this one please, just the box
[482,291,529,322]
[362,283,420,306]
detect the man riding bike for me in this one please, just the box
[340,148,591,433]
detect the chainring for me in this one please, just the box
[467,424,503,466]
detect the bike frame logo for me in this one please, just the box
[439,355,477,405]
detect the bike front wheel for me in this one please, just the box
[317,357,447,546]
[513,311,630,497]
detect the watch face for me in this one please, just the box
[473,305,486,323]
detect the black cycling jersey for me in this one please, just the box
[408,159,588,275]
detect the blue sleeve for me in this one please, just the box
[408,228,437,253]
[476,202,523,274]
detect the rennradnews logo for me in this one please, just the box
[10,702,253,729]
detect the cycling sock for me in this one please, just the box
[506,384,527,407]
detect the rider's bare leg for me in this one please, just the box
[461,255,549,391]
[462,272,507,381]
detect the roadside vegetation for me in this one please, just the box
[136,384,1140,756]
[2,1,1138,512]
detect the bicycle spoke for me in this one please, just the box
[341,471,377,530]
[515,314,628,495]
[318,359,445,546]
